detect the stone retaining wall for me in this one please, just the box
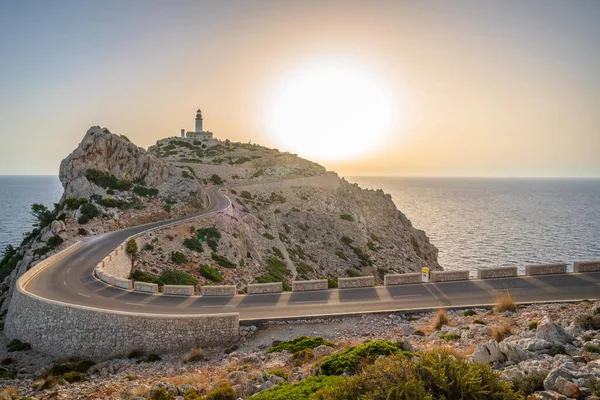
[338,276,375,289]
[133,282,158,293]
[526,263,567,276]
[163,285,195,296]
[203,285,236,296]
[477,267,518,279]
[248,282,282,294]
[574,261,600,273]
[384,273,421,286]
[114,277,133,290]
[430,270,470,283]
[292,280,328,292]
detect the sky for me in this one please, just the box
[0,0,599,177]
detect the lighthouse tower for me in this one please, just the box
[195,109,203,132]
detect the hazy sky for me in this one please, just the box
[1,0,599,177]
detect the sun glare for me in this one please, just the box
[265,61,397,161]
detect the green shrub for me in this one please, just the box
[256,257,291,291]
[78,228,88,236]
[240,190,253,199]
[512,372,546,396]
[170,251,188,264]
[7,339,31,352]
[184,387,204,400]
[313,350,521,400]
[271,247,284,259]
[0,245,22,280]
[341,236,354,245]
[326,278,338,289]
[578,312,600,330]
[263,232,275,240]
[148,388,175,400]
[0,368,15,379]
[211,253,236,269]
[127,348,144,359]
[129,269,160,284]
[1,357,13,366]
[439,333,460,341]
[160,270,198,286]
[352,246,373,267]
[85,169,132,191]
[197,227,221,251]
[206,382,236,400]
[463,310,477,316]
[47,234,64,248]
[78,202,99,224]
[199,265,222,282]
[269,336,334,354]
[126,238,138,256]
[473,319,487,325]
[296,262,314,280]
[63,197,88,210]
[183,237,203,252]
[584,344,600,354]
[527,321,538,330]
[346,268,361,277]
[209,174,224,185]
[133,186,159,197]
[251,376,339,400]
[31,203,55,229]
[146,353,162,362]
[63,371,86,383]
[340,214,354,222]
[320,341,410,376]
[590,378,600,396]
[267,369,288,380]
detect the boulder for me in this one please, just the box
[536,316,574,345]
[499,341,529,362]
[554,376,580,398]
[470,340,506,364]
[312,345,335,359]
[50,220,66,235]
[510,338,553,352]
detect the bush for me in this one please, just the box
[313,350,522,400]
[206,382,236,400]
[133,185,159,197]
[263,232,275,240]
[268,336,334,354]
[31,203,55,229]
[527,321,538,330]
[148,388,175,400]
[126,238,138,256]
[495,291,517,312]
[63,197,88,210]
[197,227,221,251]
[78,228,88,236]
[127,348,144,359]
[340,213,354,222]
[319,341,410,376]
[182,347,205,363]
[251,376,339,400]
[512,372,546,396]
[78,202,99,224]
[590,378,600,397]
[170,251,188,264]
[240,190,253,199]
[584,344,600,354]
[346,268,361,277]
[463,310,477,316]
[473,319,487,325]
[578,312,600,330]
[63,371,86,383]
[433,309,449,330]
[492,323,513,342]
[326,278,338,289]
[256,257,291,291]
[209,174,224,185]
[7,339,31,352]
[129,269,160,284]
[211,252,236,268]
[146,353,162,362]
[47,234,64,248]
[199,265,222,282]
[439,333,460,341]
[160,270,198,286]
[549,344,566,356]
[183,237,203,252]
[0,245,22,280]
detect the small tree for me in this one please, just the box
[126,239,138,267]
[31,203,55,229]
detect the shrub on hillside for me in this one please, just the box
[183,237,203,252]
[209,174,224,185]
[160,270,198,286]
[268,336,334,354]
[198,265,222,282]
[251,376,339,400]
[346,268,361,277]
[133,186,159,197]
[319,340,411,376]
[196,227,221,251]
[77,203,99,224]
[63,197,88,210]
[129,269,160,284]
[206,382,235,400]
[340,213,354,222]
[511,372,546,396]
[211,252,236,269]
[170,251,188,264]
[126,238,138,256]
[31,203,55,229]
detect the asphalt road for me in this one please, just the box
[24,186,600,321]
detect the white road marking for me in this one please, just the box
[392,294,421,298]
[66,268,71,273]
[293,300,328,304]
[77,292,90,298]
[125,302,141,306]
[201,304,235,308]
[63,280,67,286]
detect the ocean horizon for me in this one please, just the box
[1,175,599,275]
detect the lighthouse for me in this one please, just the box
[195,109,203,132]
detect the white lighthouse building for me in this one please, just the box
[181,109,213,140]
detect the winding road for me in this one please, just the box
[24,186,600,322]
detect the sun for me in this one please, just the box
[265,60,397,161]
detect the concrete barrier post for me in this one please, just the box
[292,280,329,292]
[430,270,470,283]
[525,263,567,276]
[163,285,195,296]
[133,281,158,293]
[384,273,421,286]
[477,267,518,279]
[114,277,133,290]
[202,285,236,296]
[573,261,600,273]
[338,276,375,289]
[248,282,283,294]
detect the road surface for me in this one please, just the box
[24,186,600,321]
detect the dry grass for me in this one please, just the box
[182,347,205,363]
[0,387,18,400]
[492,323,513,342]
[433,309,449,330]
[130,386,150,397]
[495,290,517,313]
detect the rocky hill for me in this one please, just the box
[0,127,439,313]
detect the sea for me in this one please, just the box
[1,175,599,275]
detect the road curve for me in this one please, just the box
[23,186,600,321]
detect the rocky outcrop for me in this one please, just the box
[59,126,206,204]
